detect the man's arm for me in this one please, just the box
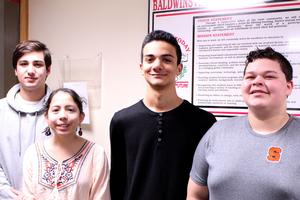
[186,178,209,200]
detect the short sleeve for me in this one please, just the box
[190,129,211,186]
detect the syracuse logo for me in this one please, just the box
[266,146,282,163]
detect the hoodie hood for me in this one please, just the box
[5,83,52,157]
[6,84,51,115]
[0,84,51,191]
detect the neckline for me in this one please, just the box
[246,115,293,138]
[41,139,88,163]
[140,99,186,114]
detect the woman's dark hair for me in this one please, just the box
[43,88,85,136]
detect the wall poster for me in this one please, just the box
[149,0,300,117]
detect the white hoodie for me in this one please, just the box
[0,84,51,199]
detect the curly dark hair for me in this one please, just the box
[244,47,293,81]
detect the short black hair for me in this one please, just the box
[244,47,293,81]
[141,30,182,65]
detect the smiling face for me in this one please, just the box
[45,91,84,136]
[15,51,50,95]
[140,40,182,90]
[241,58,293,113]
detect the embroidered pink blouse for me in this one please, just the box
[22,140,110,200]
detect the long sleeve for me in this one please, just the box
[0,164,15,200]
[90,145,110,200]
[109,115,127,200]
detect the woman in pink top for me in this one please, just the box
[22,88,110,200]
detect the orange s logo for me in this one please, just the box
[267,147,282,162]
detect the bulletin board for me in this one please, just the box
[149,0,300,117]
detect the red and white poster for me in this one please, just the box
[149,0,300,117]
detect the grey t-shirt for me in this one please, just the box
[190,116,300,200]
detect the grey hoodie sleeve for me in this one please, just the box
[0,165,15,199]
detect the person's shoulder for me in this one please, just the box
[181,100,215,117]
[181,100,205,112]
[202,116,246,141]
[91,142,105,153]
[88,141,109,163]
[0,97,9,112]
[0,97,7,106]
[112,100,144,118]
[212,115,246,128]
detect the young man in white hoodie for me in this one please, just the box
[0,40,52,199]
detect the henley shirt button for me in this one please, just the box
[158,138,162,142]
[158,129,162,133]
[159,113,163,117]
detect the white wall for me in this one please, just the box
[28,0,148,158]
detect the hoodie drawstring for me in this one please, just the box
[18,112,22,156]
[34,112,38,142]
